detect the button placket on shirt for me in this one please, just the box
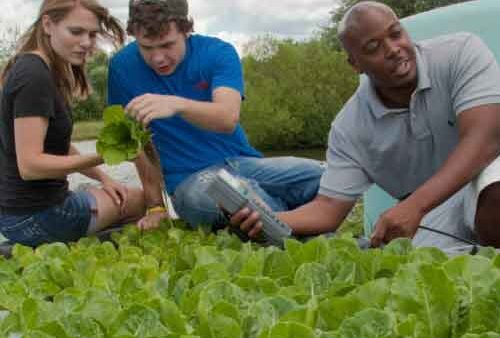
[409,92,430,139]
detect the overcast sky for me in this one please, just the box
[0,0,336,55]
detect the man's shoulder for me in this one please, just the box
[110,42,140,67]
[333,87,370,133]
[417,32,481,56]
[190,34,232,46]
[189,34,237,54]
[416,32,492,80]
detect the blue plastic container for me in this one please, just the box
[363,0,500,236]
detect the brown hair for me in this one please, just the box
[0,0,125,104]
[127,1,194,38]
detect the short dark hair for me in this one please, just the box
[127,0,194,37]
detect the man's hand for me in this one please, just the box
[137,209,169,231]
[370,199,425,247]
[101,177,128,214]
[229,207,264,239]
[126,94,186,126]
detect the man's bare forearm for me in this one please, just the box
[279,195,356,235]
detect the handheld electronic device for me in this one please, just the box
[205,169,292,247]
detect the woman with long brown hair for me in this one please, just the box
[0,0,146,246]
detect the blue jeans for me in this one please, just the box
[172,156,325,228]
[0,191,97,247]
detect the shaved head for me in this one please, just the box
[338,1,398,49]
[334,1,417,105]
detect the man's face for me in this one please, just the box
[344,9,417,92]
[135,22,187,75]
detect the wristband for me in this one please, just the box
[147,206,167,215]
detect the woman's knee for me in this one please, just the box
[88,186,145,231]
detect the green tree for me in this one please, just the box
[88,51,109,99]
[320,0,471,50]
[72,51,110,121]
[0,23,21,68]
[242,34,280,61]
[241,37,357,150]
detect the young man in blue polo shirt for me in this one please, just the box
[233,1,500,249]
[108,0,324,230]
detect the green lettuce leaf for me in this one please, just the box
[96,105,151,165]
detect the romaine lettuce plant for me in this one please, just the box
[0,222,498,338]
[96,105,151,165]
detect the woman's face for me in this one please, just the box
[42,4,100,65]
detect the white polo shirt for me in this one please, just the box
[320,33,500,201]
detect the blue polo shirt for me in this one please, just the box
[108,34,261,193]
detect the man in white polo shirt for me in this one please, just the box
[231,1,500,249]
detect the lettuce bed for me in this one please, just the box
[0,221,498,338]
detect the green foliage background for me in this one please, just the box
[241,39,357,150]
[72,51,110,122]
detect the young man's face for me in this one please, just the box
[135,21,187,76]
[344,9,417,92]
